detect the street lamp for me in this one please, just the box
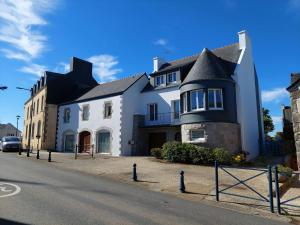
[0,86,7,90]
[16,115,20,136]
[16,87,33,151]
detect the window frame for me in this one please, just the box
[63,108,71,123]
[190,89,205,111]
[167,72,176,84]
[104,101,112,119]
[148,103,158,121]
[208,88,223,110]
[155,75,165,86]
[190,129,206,142]
[82,105,90,121]
[172,100,180,119]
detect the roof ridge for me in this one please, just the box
[98,72,145,86]
[165,42,238,65]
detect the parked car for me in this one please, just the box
[0,136,21,152]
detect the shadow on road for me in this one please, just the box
[0,218,29,225]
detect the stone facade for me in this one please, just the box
[289,90,300,169]
[181,122,241,154]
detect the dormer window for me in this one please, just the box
[167,72,176,84]
[155,75,165,86]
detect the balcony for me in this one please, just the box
[144,112,181,127]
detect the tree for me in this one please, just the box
[263,108,274,135]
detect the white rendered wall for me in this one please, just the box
[56,95,122,156]
[138,87,180,115]
[120,75,149,155]
[234,31,263,159]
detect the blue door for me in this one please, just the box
[97,132,110,153]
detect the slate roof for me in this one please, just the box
[181,48,236,85]
[151,43,241,76]
[62,73,146,104]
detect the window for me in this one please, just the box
[33,102,35,116]
[167,72,176,84]
[148,103,157,121]
[37,121,41,137]
[31,123,35,139]
[182,92,188,113]
[36,99,39,114]
[172,100,180,119]
[190,89,205,111]
[27,107,29,119]
[63,108,70,123]
[25,125,28,139]
[82,105,89,121]
[190,130,205,142]
[155,75,165,86]
[104,102,112,118]
[208,89,223,110]
[41,96,44,111]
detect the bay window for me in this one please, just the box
[190,89,205,111]
[208,89,223,110]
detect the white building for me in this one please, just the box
[56,31,264,159]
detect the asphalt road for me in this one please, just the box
[0,152,289,225]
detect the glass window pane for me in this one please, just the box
[173,100,180,119]
[191,130,205,140]
[208,90,215,108]
[191,91,197,110]
[197,90,204,109]
[216,89,222,108]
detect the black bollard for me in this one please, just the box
[37,150,40,159]
[18,147,21,155]
[48,150,51,162]
[133,163,137,181]
[27,148,30,157]
[180,170,185,193]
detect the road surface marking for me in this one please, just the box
[0,182,21,198]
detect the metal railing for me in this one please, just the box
[74,144,95,159]
[144,112,180,126]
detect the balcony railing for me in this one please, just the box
[144,112,181,126]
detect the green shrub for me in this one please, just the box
[212,147,232,165]
[161,141,190,163]
[188,146,211,164]
[277,164,293,178]
[150,148,162,159]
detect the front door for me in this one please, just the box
[97,132,111,153]
[79,131,91,153]
[148,132,166,154]
[64,134,74,152]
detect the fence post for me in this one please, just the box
[215,160,219,201]
[267,165,274,213]
[133,163,137,181]
[180,170,185,193]
[48,150,51,162]
[274,165,281,214]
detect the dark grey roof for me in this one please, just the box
[181,48,236,85]
[287,72,300,92]
[68,73,146,104]
[152,43,241,76]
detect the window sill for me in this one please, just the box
[187,139,207,143]
[208,108,224,111]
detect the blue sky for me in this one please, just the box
[0,0,299,134]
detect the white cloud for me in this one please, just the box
[18,63,47,77]
[0,0,56,61]
[154,38,168,46]
[87,55,122,82]
[271,116,282,125]
[261,87,289,103]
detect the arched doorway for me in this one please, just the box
[79,131,91,153]
[96,130,111,154]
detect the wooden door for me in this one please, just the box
[79,131,91,153]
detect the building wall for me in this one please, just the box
[56,95,122,156]
[290,91,300,169]
[0,124,21,138]
[22,87,48,150]
[181,122,241,153]
[120,75,149,155]
[234,31,263,159]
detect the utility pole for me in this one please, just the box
[16,115,20,136]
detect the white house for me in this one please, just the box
[56,30,264,159]
[56,73,148,156]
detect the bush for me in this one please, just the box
[277,164,293,178]
[188,146,212,164]
[150,148,162,159]
[161,141,190,163]
[212,148,232,165]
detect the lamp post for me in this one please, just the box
[0,86,7,90]
[16,87,33,151]
[16,115,20,136]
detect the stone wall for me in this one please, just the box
[181,122,241,154]
[290,90,300,169]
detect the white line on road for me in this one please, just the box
[0,182,21,198]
